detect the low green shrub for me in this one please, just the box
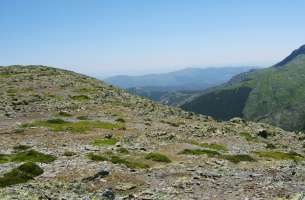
[0,162,43,188]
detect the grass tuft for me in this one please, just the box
[11,150,56,163]
[71,95,90,101]
[179,149,220,157]
[145,152,171,163]
[220,154,256,163]
[91,138,118,146]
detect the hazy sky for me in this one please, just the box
[0,0,305,77]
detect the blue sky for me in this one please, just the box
[0,0,304,77]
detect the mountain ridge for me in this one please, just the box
[182,44,305,131]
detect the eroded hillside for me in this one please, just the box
[0,66,305,200]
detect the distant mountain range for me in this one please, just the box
[182,44,305,131]
[104,67,255,90]
[104,67,255,105]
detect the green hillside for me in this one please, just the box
[182,45,305,131]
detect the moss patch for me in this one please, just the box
[91,138,118,146]
[0,162,43,188]
[145,153,171,163]
[87,153,149,169]
[22,119,124,133]
[254,151,304,161]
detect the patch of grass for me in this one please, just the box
[78,88,97,93]
[87,153,149,169]
[197,143,228,152]
[23,119,124,133]
[220,154,256,164]
[0,154,10,164]
[179,148,256,164]
[254,151,304,161]
[179,149,221,157]
[91,138,118,146]
[0,74,13,78]
[13,145,31,151]
[145,152,171,163]
[11,150,56,163]
[239,132,259,142]
[0,162,43,188]
[71,95,90,101]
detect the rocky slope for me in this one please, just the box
[0,65,305,200]
[182,44,305,131]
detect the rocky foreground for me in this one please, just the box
[0,66,305,200]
